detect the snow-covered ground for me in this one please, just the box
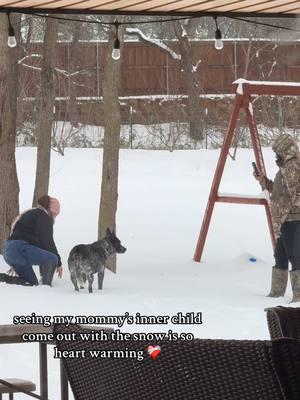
[0,146,295,398]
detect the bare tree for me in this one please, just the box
[127,21,204,141]
[32,18,57,206]
[172,20,204,141]
[68,21,80,128]
[0,13,20,251]
[98,23,124,274]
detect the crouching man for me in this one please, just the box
[0,195,63,286]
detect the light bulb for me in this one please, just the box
[215,38,223,50]
[7,35,17,48]
[214,28,223,50]
[112,48,120,60]
[7,25,16,48]
[112,37,120,60]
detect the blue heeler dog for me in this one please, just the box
[68,228,126,293]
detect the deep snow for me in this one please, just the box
[0,146,296,399]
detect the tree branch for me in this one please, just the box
[126,27,181,60]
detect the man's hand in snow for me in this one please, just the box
[6,267,17,276]
[56,266,63,279]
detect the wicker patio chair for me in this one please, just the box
[53,324,300,400]
[271,337,300,400]
[265,306,300,339]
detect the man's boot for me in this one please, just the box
[290,270,300,303]
[0,273,32,286]
[267,267,288,297]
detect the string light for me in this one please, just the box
[112,21,121,60]
[214,16,223,50]
[7,12,17,48]
[2,10,299,53]
[11,12,300,35]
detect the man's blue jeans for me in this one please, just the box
[3,240,58,285]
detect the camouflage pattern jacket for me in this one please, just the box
[260,135,300,237]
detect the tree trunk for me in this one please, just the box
[32,19,57,206]
[17,15,33,139]
[173,21,203,141]
[242,40,252,78]
[98,25,123,274]
[68,21,80,128]
[0,13,20,252]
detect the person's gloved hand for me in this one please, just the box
[253,171,265,183]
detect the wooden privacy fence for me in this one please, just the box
[19,40,300,99]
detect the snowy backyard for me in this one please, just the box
[0,144,297,398]
[0,0,299,397]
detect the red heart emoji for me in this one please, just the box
[147,345,161,360]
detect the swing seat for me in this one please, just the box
[217,192,268,205]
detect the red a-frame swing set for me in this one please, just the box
[194,79,300,262]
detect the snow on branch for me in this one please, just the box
[18,54,42,64]
[126,27,181,60]
[19,55,90,78]
[192,59,202,72]
[19,63,41,72]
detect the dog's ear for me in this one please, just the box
[106,228,111,236]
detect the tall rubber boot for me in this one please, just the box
[41,264,56,286]
[290,270,300,303]
[267,267,288,297]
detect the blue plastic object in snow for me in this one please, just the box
[249,257,257,263]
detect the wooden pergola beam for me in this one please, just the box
[0,6,299,17]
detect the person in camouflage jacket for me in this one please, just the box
[255,133,300,302]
